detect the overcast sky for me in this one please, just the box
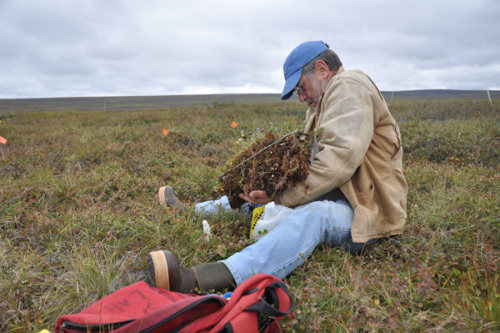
[1,0,499,99]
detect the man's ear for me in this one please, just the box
[314,60,330,78]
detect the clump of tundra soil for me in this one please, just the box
[219,131,311,208]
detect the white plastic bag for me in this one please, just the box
[252,202,301,240]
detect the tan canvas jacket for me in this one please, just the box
[279,67,408,243]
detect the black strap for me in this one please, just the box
[313,187,347,202]
[217,322,234,333]
[245,280,294,317]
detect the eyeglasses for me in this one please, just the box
[293,75,308,95]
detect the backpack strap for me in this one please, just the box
[245,280,294,317]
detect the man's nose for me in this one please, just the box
[298,91,307,102]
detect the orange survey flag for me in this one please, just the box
[230,121,238,128]
[163,128,168,136]
[0,136,7,144]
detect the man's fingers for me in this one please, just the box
[239,193,255,203]
[239,192,260,204]
[239,190,274,205]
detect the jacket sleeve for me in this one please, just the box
[279,77,376,207]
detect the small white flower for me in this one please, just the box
[202,220,211,240]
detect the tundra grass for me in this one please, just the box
[0,100,498,332]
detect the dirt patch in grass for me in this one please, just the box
[219,132,311,208]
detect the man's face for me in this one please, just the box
[295,72,324,110]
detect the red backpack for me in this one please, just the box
[55,273,293,333]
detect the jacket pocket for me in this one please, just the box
[355,182,375,208]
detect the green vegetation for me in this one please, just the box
[0,99,498,332]
[1,90,498,113]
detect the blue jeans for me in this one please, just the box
[194,195,255,215]
[220,200,370,285]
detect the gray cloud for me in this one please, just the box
[1,0,499,98]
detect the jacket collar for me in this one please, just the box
[316,66,344,110]
[322,66,344,99]
[304,67,345,132]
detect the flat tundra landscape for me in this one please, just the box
[0,95,498,332]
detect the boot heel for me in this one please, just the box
[158,186,184,211]
[146,250,199,293]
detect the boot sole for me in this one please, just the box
[158,186,168,208]
[147,250,170,290]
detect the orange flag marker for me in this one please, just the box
[0,136,7,144]
[163,128,169,136]
[230,121,238,128]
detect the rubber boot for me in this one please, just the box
[147,250,235,293]
[193,262,236,291]
[158,186,184,211]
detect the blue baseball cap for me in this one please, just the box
[281,41,328,100]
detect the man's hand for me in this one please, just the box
[239,190,281,205]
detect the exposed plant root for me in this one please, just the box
[220,132,311,208]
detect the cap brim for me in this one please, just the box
[281,69,302,100]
